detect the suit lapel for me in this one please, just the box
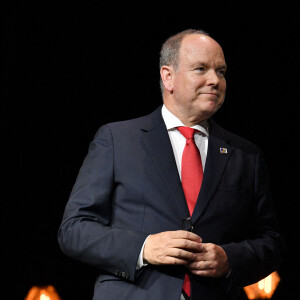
[192,120,233,223]
[140,109,234,223]
[141,108,189,216]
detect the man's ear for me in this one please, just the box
[160,66,175,92]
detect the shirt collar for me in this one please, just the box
[161,105,209,136]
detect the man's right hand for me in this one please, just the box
[143,230,203,265]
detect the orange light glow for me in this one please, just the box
[243,271,280,299]
[40,294,50,300]
[24,285,61,300]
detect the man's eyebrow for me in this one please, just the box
[191,61,227,69]
[217,63,227,70]
[190,61,208,69]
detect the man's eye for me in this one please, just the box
[218,69,226,76]
[196,67,205,71]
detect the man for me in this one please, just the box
[58,29,284,300]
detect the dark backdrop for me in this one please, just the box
[3,1,299,299]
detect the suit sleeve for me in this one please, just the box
[57,125,148,282]
[221,150,285,287]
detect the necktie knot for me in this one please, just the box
[177,127,196,140]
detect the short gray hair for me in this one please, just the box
[159,29,210,94]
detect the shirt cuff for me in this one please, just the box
[136,235,150,270]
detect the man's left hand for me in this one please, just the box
[186,243,230,278]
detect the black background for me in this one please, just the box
[3,1,299,299]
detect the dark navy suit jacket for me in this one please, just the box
[58,106,284,300]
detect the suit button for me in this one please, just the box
[122,272,129,279]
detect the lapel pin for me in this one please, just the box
[220,147,228,154]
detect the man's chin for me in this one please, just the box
[200,105,221,119]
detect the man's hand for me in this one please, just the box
[186,243,230,278]
[143,230,202,265]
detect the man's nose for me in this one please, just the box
[206,70,220,86]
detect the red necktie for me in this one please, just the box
[178,127,203,298]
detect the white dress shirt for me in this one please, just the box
[161,104,209,175]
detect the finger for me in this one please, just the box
[189,262,222,277]
[166,248,198,262]
[153,231,202,252]
[152,247,198,265]
[157,256,192,265]
[200,243,228,263]
[171,230,202,243]
[188,260,220,277]
[187,259,211,271]
[143,231,201,265]
[170,238,203,252]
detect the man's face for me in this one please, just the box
[169,34,227,124]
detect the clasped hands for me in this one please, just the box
[143,230,230,277]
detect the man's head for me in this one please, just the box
[160,29,227,126]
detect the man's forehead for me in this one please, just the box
[181,34,223,53]
[179,34,225,65]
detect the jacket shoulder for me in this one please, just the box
[210,119,261,154]
[99,106,163,133]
